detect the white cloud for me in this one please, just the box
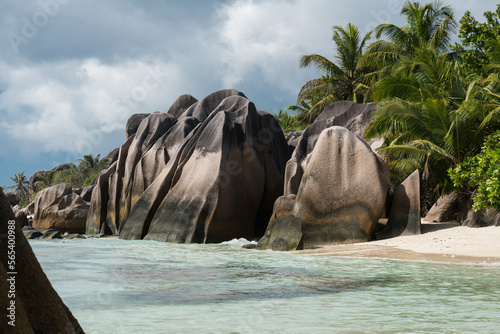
[0,58,181,156]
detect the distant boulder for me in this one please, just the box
[34,183,89,233]
[24,201,35,215]
[458,198,500,227]
[101,147,120,168]
[29,171,46,193]
[80,185,95,202]
[52,163,73,173]
[425,192,460,222]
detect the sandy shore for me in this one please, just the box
[295,222,500,264]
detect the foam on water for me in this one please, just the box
[29,238,500,334]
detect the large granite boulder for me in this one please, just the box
[376,170,421,239]
[0,189,84,333]
[34,183,89,233]
[283,101,377,196]
[119,94,290,243]
[87,90,290,243]
[256,215,304,251]
[293,126,389,246]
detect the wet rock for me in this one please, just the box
[256,215,304,251]
[23,228,43,239]
[40,230,63,240]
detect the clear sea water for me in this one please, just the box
[29,237,500,334]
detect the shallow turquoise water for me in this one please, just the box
[29,238,500,334]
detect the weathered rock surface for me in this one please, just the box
[5,190,18,206]
[293,126,389,246]
[80,185,95,202]
[425,192,460,222]
[167,94,198,118]
[0,189,84,333]
[256,215,304,251]
[458,198,500,227]
[283,101,377,196]
[12,205,29,228]
[376,170,421,239]
[126,113,150,139]
[34,183,89,233]
[88,90,290,243]
[314,101,377,139]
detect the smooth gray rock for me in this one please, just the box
[167,94,198,118]
[294,126,389,246]
[376,170,421,239]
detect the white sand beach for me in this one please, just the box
[296,222,500,263]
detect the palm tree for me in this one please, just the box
[6,171,29,204]
[78,154,101,170]
[295,23,373,121]
[365,0,457,71]
[38,170,56,189]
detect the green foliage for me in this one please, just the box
[449,131,500,211]
[6,171,30,206]
[452,4,500,81]
[52,154,106,189]
[274,110,307,133]
[295,23,375,122]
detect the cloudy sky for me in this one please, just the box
[0,0,496,187]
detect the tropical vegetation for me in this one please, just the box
[283,1,500,212]
[6,153,108,207]
[5,171,30,205]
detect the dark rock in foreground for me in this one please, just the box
[376,170,421,239]
[0,189,84,333]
